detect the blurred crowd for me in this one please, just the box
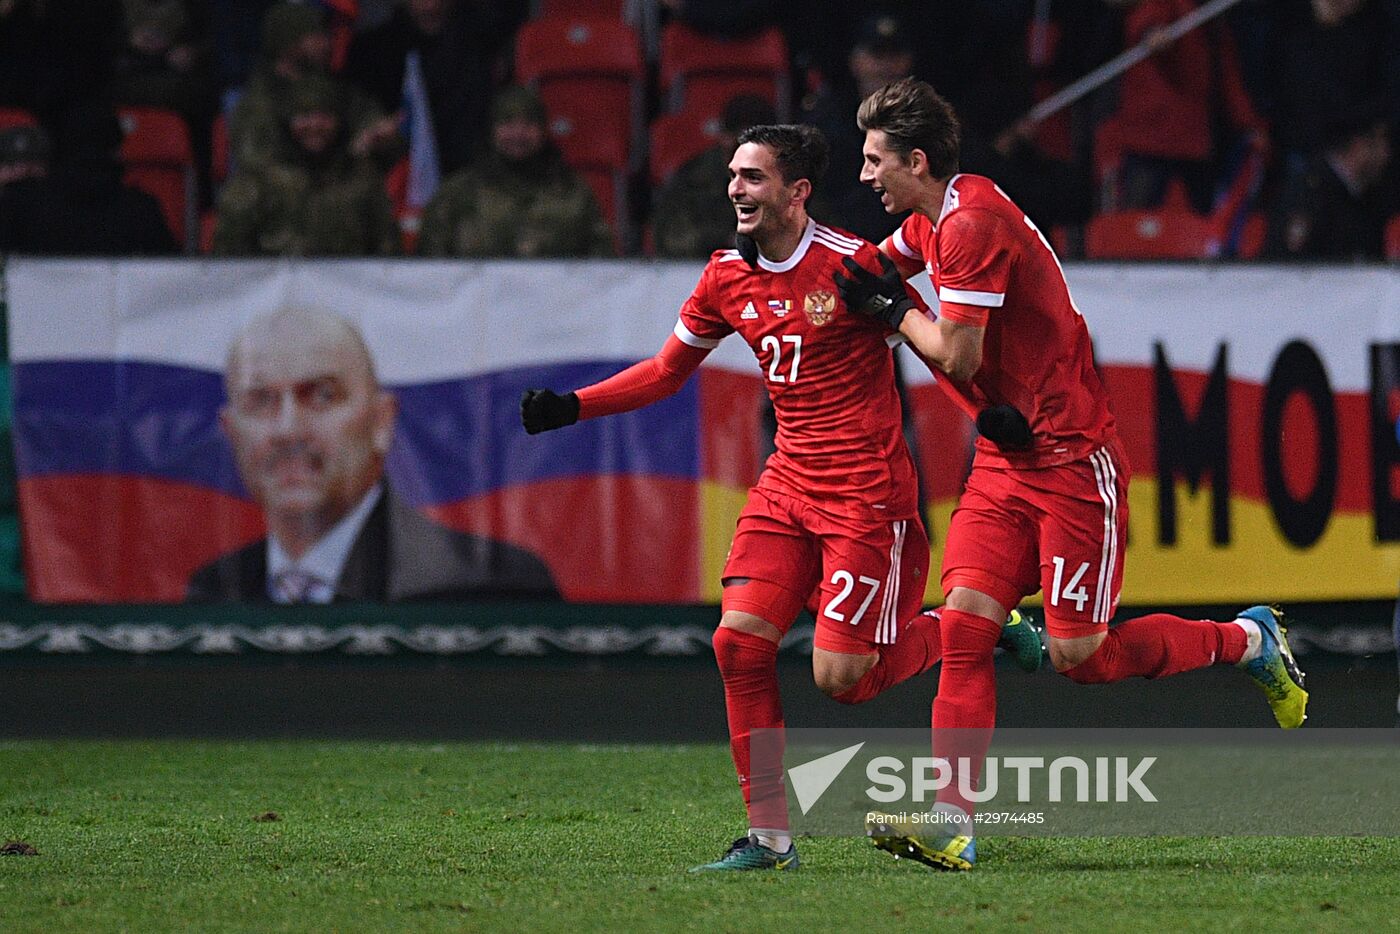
[0,0,1396,260]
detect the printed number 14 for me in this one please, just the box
[1049,555,1091,612]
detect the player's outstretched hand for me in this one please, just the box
[976,404,1034,451]
[833,253,915,330]
[521,389,580,434]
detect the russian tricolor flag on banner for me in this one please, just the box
[6,259,772,604]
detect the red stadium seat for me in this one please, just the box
[649,106,725,187]
[199,209,217,254]
[517,18,641,250]
[118,107,195,251]
[577,165,622,255]
[1234,212,1268,260]
[659,23,790,119]
[516,15,643,160]
[210,112,229,185]
[540,80,631,171]
[534,0,629,17]
[0,107,37,131]
[539,82,629,251]
[1387,214,1400,261]
[1085,209,1217,260]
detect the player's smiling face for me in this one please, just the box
[861,128,918,214]
[728,142,800,243]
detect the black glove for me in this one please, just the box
[832,252,915,329]
[735,232,759,268]
[976,404,1034,451]
[521,389,579,434]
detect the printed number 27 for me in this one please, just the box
[823,570,880,625]
[761,334,802,383]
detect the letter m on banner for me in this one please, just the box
[1155,342,1230,546]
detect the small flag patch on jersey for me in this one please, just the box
[741,301,759,319]
[768,299,791,317]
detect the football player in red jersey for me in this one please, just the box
[521,124,1040,872]
[835,78,1309,872]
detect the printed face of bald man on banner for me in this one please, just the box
[221,306,397,561]
[190,305,560,604]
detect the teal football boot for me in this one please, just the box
[689,835,800,872]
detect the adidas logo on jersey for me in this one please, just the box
[741,301,759,319]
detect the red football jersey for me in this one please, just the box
[678,219,921,521]
[887,174,1118,469]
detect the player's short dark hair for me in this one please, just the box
[736,123,829,196]
[857,77,960,180]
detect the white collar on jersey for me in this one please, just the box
[935,174,965,229]
[756,218,817,273]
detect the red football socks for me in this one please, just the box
[930,608,1002,819]
[1062,613,1248,683]
[832,610,943,704]
[712,625,787,833]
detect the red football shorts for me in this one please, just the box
[941,442,1130,640]
[722,486,929,654]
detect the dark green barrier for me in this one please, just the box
[0,600,1391,659]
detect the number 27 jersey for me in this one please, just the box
[675,219,921,522]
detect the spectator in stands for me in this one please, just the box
[346,0,508,175]
[652,94,775,258]
[0,0,41,111]
[0,124,49,187]
[207,0,277,92]
[212,74,399,256]
[112,0,218,206]
[0,102,176,254]
[229,2,402,175]
[800,11,915,243]
[1273,0,1394,175]
[1265,106,1395,260]
[1108,0,1268,214]
[417,86,613,258]
[0,0,125,123]
[189,305,559,603]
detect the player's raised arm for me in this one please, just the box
[520,331,711,434]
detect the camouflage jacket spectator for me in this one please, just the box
[417,147,612,258]
[652,145,737,258]
[230,67,402,174]
[212,151,398,256]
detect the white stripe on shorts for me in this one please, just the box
[878,520,906,644]
[1089,447,1120,623]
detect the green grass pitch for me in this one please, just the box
[1,741,1396,931]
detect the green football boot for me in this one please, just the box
[922,608,1043,672]
[689,835,800,872]
[999,608,1044,673]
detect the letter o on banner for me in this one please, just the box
[1262,340,1338,547]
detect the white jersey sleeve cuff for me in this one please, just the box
[674,320,722,349]
[938,286,1005,308]
[892,227,920,260]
